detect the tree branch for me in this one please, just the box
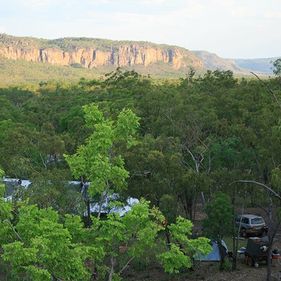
[119,256,135,275]
[236,180,281,201]
[4,220,23,242]
[250,72,281,109]
[182,145,200,173]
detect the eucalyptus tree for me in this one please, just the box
[64,103,140,220]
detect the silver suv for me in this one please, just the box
[235,214,267,237]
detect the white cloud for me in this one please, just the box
[17,0,66,7]
[95,0,172,3]
[0,25,7,33]
[230,7,257,18]
[141,0,174,4]
[85,0,205,23]
[264,11,281,19]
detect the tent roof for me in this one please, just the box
[194,240,228,262]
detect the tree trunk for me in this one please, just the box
[165,227,171,248]
[266,198,273,281]
[231,186,238,271]
[192,194,197,221]
[86,199,91,228]
[108,256,116,281]
[266,244,272,281]
[218,240,225,270]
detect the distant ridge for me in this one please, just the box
[234,57,280,74]
[0,33,278,85]
[193,51,243,72]
[0,33,204,72]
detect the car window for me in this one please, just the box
[251,217,264,225]
[242,217,249,224]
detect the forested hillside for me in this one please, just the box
[1,69,281,280]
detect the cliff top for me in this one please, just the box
[0,33,188,52]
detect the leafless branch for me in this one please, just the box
[236,180,281,201]
[183,146,200,173]
[251,71,281,109]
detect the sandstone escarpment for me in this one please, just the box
[0,34,203,71]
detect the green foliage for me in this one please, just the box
[0,194,210,281]
[1,69,280,190]
[159,194,177,224]
[203,192,233,240]
[65,104,140,197]
[158,217,211,274]
[0,167,4,178]
[89,199,165,265]
[0,167,5,197]
[1,204,97,281]
[22,170,84,215]
[1,68,281,279]
[271,167,281,193]
[158,244,191,274]
[273,58,281,76]
[0,201,13,245]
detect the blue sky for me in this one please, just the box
[0,0,280,58]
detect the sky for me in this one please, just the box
[0,0,280,58]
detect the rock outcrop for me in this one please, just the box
[0,34,203,71]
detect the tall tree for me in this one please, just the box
[64,103,140,218]
[203,192,233,269]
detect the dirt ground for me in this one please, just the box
[125,259,281,281]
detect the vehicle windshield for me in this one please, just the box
[251,218,264,225]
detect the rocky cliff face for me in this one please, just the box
[1,34,258,75]
[0,45,203,70]
[0,35,203,70]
